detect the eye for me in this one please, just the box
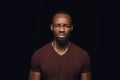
[53,24,60,27]
[52,24,71,28]
[63,24,71,28]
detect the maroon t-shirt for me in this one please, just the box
[31,42,91,80]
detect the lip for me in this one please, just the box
[58,34,66,37]
[57,35,67,40]
[56,33,67,39]
[59,35,65,38]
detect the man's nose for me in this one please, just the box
[59,26,65,32]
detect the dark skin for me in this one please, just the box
[28,13,91,80]
[50,13,73,56]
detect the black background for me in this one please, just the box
[1,0,119,80]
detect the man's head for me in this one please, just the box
[50,11,73,46]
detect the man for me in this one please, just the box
[29,11,91,80]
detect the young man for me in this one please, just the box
[29,11,91,80]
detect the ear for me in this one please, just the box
[50,24,53,31]
[71,25,73,31]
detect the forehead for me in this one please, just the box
[52,13,71,24]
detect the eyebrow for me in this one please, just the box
[53,24,71,25]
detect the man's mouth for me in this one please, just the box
[58,33,66,37]
[57,34,66,39]
[59,36,65,38]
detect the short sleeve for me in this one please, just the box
[81,50,91,73]
[30,51,41,72]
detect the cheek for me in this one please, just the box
[53,28,59,33]
[65,29,72,34]
[52,29,59,35]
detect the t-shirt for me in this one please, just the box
[31,42,91,80]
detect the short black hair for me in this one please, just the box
[52,10,73,24]
[54,10,70,15]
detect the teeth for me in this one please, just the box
[58,35,65,37]
[59,36,65,37]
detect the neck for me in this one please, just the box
[52,39,69,50]
[52,40,70,55]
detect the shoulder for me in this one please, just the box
[71,42,90,59]
[71,42,91,65]
[31,42,52,59]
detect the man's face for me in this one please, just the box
[51,14,73,41]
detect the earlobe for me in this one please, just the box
[50,24,53,31]
[71,25,73,31]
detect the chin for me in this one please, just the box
[55,37,69,47]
